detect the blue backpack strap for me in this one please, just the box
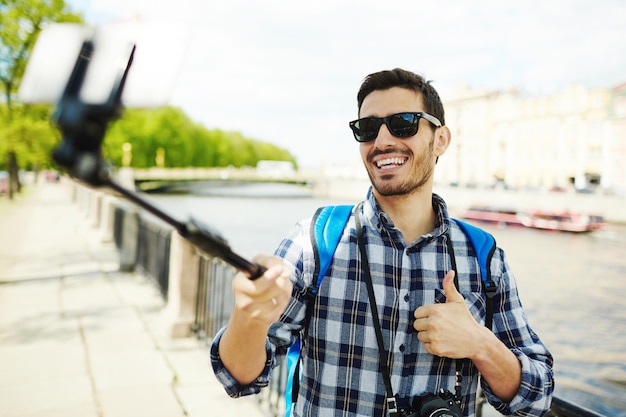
[285,205,353,417]
[312,205,354,287]
[452,218,498,329]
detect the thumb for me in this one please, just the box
[443,270,463,303]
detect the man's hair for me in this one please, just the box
[356,68,445,126]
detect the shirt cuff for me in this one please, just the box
[481,347,554,415]
[210,326,275,398]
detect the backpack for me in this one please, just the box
[284,205,497,417]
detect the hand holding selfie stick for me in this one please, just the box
[52,39,266,280]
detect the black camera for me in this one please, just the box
[400,389,463,417]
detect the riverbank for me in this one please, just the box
[313,177,626,224]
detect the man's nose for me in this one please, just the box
[373,123,396,146]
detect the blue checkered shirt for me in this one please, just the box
[211,191,554,417]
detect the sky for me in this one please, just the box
[64,0,626,168]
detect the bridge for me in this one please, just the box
[126,166,322,193]
[119,166,626,224]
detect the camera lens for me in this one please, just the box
[427,409,458,417]
[412,391,463,417]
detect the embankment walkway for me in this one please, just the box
[0,182,264,417]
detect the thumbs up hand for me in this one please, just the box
[442,269,464,304]
[413,270,483,359]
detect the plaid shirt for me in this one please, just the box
[211,190,554,417]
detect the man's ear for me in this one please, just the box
[434,126,452,158]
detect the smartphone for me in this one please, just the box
[19,20,189,108]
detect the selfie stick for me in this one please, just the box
[51,39,266,280]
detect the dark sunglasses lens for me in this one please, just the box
[354,118,382,142]
[388,113,419,137]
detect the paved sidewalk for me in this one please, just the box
[0,181,266,417]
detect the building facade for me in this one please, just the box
[436,82,626,195]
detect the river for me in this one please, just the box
[145,183,626,416]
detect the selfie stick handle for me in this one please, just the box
[105,180,266,280]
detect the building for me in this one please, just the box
[436,82,626,195]
[607,83,626,194]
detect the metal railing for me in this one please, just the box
[192,255,236,339]
[135,216,172,299]
[113,206,125,250]
[477,390,605,417]
[546,396,605,417]
[192,253,288,416]
[111,205,172,299]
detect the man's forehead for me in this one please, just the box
[359,87,424,116]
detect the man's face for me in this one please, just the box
[358,87,442,198]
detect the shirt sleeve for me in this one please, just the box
[210,325,274,397]
[481,248,555,415]
[209,219,314,398]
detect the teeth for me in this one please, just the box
[376,157,406,168]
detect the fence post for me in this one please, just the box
[98,193,117,243]
[119,208,139,272]
[163,231,200,338]
[88,190,102,228]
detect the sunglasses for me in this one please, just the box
[349,112,442,143]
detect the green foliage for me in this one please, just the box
[103,107,298,169]
[0,103,58,170]
[0,1,297,172]
[0,0,82,107]
[1,0,82,173]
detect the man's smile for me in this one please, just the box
[375,157,408,170]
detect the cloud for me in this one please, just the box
[68,0,626,167]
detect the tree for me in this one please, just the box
[0,0,81,198]
[0,103,59,169]
[103,106,297,169]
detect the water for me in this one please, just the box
[145,183,626,416]
[479,222,626,416]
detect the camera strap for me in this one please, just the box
[355,207,401,417]
[355,206,467,417]
[444,236,466,401]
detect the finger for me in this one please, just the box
[232,268,275,307]
[253,255,292,286]
[414,302,437,319]
[253,254,286,272]
[414,305,426,319]
[413,317,428,332]
[413,318,421,331]
[417,329,431,343]
[254,257,292,306]
[443,270,463,303]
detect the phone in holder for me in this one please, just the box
[19,20,189,108]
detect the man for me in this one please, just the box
[211,68,554,417]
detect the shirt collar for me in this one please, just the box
[362,187,451,243]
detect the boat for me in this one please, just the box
[519,210,605,233]
[459,206,526,228]
[460,206,605,233]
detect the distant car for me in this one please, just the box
[0,171,8,194]
[45,171,60,182]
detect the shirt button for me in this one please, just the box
[404,293,410,302]
[399,344,405,352]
